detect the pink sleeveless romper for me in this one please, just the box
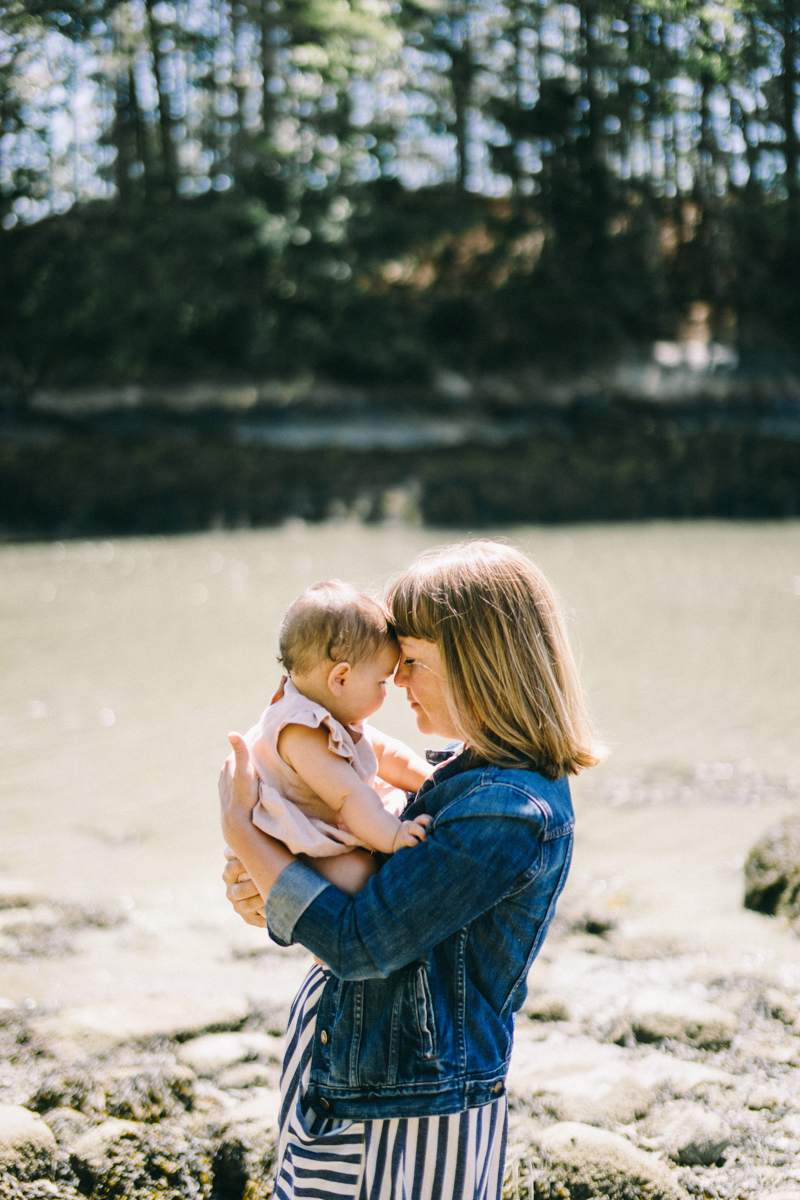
[245,677,399,857]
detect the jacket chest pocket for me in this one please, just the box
[413,965,437,1061]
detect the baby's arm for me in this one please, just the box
[368,728,434,793]
[278,724,430,854]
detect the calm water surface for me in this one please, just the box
[2,520,799,910]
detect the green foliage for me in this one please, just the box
[1,0,800,387]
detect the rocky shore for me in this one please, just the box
[4,844,800,1200]
[2,383,800,536]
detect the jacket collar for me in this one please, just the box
[418,745,480,798]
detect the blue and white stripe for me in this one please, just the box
[274,965,507,1200]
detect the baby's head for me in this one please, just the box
[279,580,399,724]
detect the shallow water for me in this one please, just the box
[2,519,799,908]
[2,520,800,1012]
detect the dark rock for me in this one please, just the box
[641,1102,733,1165]
[39,1107,90,1144]
[0,900,121,961]
[744,817,800,917]
[206,1122,276,1200]
[68,1118,212,1199]
[628,993,736,1049]
[211,1137,249,1200]
[523,993,571,1023]
[216,1062,281,1090]
[28,1072,103,1116]
[746,1085,784,1110]
[101,1064,196,1122]
[0,1106,56,1181]
[763,988,799,1025]
[535,1121,689,1200]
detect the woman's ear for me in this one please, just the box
[327,661,351,695]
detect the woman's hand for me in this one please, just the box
[218,734,296,910]
[219,732,259,838]
[223,847,266,928]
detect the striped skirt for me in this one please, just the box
[274,965,508,1200]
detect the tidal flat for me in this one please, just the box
[2,520,800,1198]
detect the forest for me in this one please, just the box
[1,0,799,393]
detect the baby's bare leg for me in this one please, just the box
[300,849,378,896]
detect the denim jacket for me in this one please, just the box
[266,750,574,1119]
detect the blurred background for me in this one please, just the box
[1,0,800,1015]
[1,0,800,532]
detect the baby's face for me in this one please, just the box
[343,642,400,724]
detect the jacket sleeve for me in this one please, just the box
[265,784,548,979]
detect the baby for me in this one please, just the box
[242,580,433,894]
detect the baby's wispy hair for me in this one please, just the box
[279,580,395,675]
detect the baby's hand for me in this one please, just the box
[392,813,432,852]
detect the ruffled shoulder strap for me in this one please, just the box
[269,677,355,762]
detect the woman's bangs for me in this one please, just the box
[388,575,443,642]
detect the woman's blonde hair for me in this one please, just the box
[387,540,604,779]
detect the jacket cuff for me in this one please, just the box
[266,861,332,946]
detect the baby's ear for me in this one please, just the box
[327,660,351,693]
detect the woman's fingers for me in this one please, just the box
[218,732,259,816]
[222,851,265,925]
[222,853,246,883]
[223,857,260,899]
[228,878,260,902]
[233,896,267,927]
[227,731,250,764]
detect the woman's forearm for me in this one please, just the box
[276,804,551,979]
[222,808,296,903]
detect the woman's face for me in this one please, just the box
[394,637,460,740]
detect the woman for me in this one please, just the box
[220,540,602,1200]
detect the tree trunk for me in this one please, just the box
[259,0,278,138]
[450,48,472,190]
[780,0,800,244]
[443,0,474,193]
[230,1,248,179]
[109,63,148,204]
[144,0,178,196]
[579,4,603,168]
[695,71,721,308]
[577,1,611,233]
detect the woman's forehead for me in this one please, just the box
[397,635,438,658]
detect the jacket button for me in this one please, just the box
[493,1081,504,1094]
[319,1097,330,1109]
[320,1030,328,1044]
